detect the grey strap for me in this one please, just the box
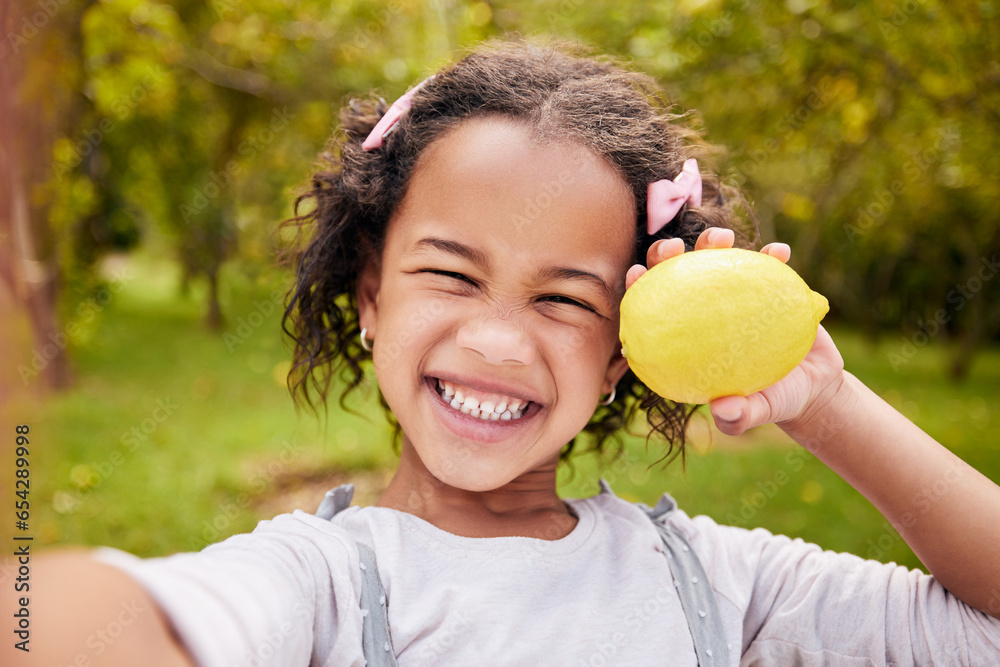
[314,484,398,666]
[636,486,730,666]
[315,483,355,520]
[357,543,398,667]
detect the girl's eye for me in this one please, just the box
[541,295,594,312]
[420,270,593,312]
[423,269,474,284]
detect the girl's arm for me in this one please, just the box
[628,228,1000,620]
[2,550,196,667]
[767,363,1000,621]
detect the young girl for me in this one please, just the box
[22,39,1000,666]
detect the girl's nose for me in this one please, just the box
[456,317,536,366]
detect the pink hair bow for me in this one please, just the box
[646,158,703,235]
[362,75,435,151]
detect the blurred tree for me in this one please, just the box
[13,0,999,381]
[495,0,1000,379]
[55,0,463,329]
[656,1,1000,380]
[2,0,99,391]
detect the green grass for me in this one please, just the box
[28,252,1000,573]
[30,252,396,556]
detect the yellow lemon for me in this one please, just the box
[619,248,829,404]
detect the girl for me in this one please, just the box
[22,39,1000,666]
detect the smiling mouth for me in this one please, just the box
[434,378,531,421]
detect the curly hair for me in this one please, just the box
[281,37,758,467]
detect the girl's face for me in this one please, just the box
[357,118,635,493]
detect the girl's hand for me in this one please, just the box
[624,227,846,435]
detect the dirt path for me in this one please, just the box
[250,466,393,518]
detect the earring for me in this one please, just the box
[360,327,373,352]
[598,386,616,406]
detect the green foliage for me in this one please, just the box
[28,0,997,371]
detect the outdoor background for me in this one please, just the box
[1,0,998,574]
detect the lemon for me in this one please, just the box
[619,248,829,404]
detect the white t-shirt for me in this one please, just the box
[95,483,1000,666]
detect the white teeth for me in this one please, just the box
[435,378,530,422]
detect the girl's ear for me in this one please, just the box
[604,347,630,395]
[356,259,381,338]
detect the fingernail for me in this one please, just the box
[714,403,741,422]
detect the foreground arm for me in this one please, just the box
[1,550,195,667]
[775,366,1000,619]
[3,511,363,667]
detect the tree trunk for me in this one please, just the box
[205,263,223,331]
[1,0,73,392]
[948,296,983,383]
